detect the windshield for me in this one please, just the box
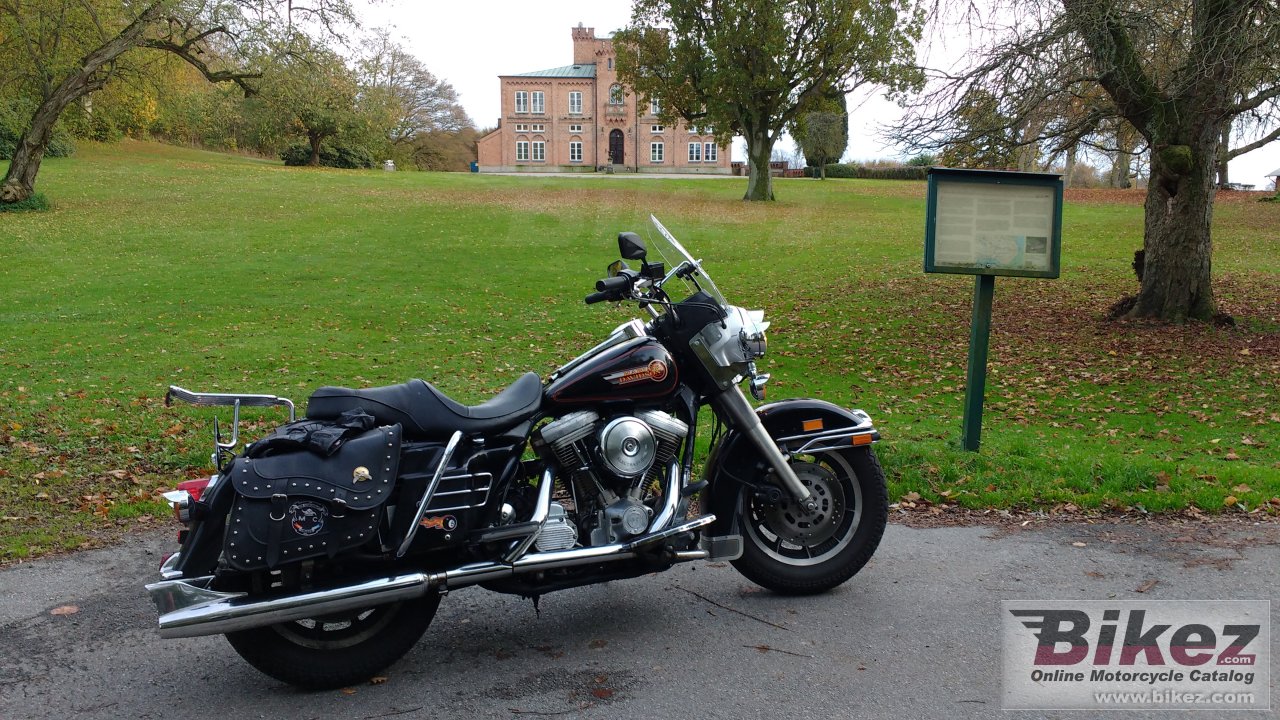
[646,215,729,309]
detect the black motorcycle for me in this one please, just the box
[147,216,887,688]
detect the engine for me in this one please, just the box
[533,409,689,548]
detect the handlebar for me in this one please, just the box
[595,275,630,292]
[584,290,614,305]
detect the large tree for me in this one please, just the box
[358,31,470,148]
[616,0,922,201]
[898,1,1280,322]
[0,0,355,204]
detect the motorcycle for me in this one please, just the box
[146,216,887,689]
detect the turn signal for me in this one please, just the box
[850,433,874,447]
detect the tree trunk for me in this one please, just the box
[308,134,323,166]
[1128,137,1217,322]
[1,3,163,205]
[0,92,77,203]
[743,127,775,201]
[1062,144,1078,187]
[1215,125,1230,189]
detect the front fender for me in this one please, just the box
[702,398,879,539]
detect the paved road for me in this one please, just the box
[1,521,1275,720]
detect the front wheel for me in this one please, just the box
[732,447,887,595]
[224,594,441,689]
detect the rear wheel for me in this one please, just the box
[224,594,440,689]
[732,447,887,595]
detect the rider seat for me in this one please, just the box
[306,373,542,439]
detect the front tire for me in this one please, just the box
[732,447,887,595]
[225,595,441,689]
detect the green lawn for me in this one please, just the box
[1,140,1277,559]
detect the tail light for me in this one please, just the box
[177,477,211,503]
[163,476,214,524]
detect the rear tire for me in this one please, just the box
[225,594,441,689]
[731,447,887,595]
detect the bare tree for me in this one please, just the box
[897,1,1280,322]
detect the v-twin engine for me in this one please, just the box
[536,409,688,490]
[534,409,689,546]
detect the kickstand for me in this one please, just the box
[529,594,541,618]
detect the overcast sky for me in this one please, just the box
[357,0,1277,186]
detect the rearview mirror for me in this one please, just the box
[607,260,630,277]
[618,232,647,261]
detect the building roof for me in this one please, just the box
[509,64,596,78]
[1267,166,1280,177]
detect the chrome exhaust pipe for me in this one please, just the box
[150,515,714,639]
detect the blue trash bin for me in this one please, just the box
[470,162,478,173]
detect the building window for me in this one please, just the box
[688,142,702,162]
[649,98,661,116]
[704,143,718,162]
[570,141,583,162]
[531,124,545,132]
[514,124,530,132]
[568,124,583,133]
[609,84,624,105]
[516,140,530,161]
[515,91,529,114]
[569,92,583,115]
[532,91,545,114]
[651,142,664,163]
[608,57,613,70]
[651,124,664,133]
[532,140,545,161]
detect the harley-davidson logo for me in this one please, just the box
[647,359,668,382]
[289,500,328,537]
[419,515,458,531]
[605,360,669,386]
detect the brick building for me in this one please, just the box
[476,24,731,174]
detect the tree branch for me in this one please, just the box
[1226,124,1280,159]
[141,38,261,96]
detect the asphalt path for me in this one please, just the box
[1,520,1276,720]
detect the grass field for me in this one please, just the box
[1,140,1277,560]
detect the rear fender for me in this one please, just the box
[702,399,879,540]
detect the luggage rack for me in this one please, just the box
[166,385,296,468]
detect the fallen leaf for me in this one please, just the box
[1084,571,1104,579]
[369,676,388,685]
[49,605,79,616]
[1233,484,1252,493]
[1224,496,1238,507]
[1135,579,1159,593]
[1223,452,1240,461]
[1071,542,1087,548]
[340,687,357,695]
[591,688,614,700]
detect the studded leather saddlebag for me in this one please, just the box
[224,424,402,571]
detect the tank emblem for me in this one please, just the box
[288,500,328,537]
[605,360,669,386]
[647,360,669,382]
[419,515,458,531]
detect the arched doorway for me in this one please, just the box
[609,129,624,166]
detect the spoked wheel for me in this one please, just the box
[732,447,887,595]
[225,594,441,689]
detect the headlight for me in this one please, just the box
[740,328,767,360]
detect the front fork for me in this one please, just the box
[711,386,816,510]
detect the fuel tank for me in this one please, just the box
[545,337,679,409]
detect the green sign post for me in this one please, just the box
[924,168,1064,451]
